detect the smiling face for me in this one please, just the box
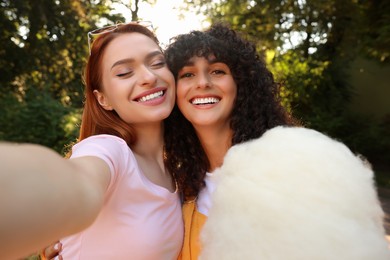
[94,32,175,125]
[176,56,237,130]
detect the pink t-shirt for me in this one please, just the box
[60,135,183,260]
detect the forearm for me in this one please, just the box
[0,143,105,259]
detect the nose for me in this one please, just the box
[197,72,212,89]
[138,65,157,87]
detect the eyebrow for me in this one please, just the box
[110,51,163,70]
[183,57,221,67]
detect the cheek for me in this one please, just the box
[175,82,186,100]
[161,68,175,87]
[176,93,186,110]
[225,79,237,98]
[175,84,188,111]
[103,79,123,98]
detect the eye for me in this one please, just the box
[210,62,231,76]
[116,70,133,77]
[211,69,226,75]
[178,72,194,79]
[150,58,166,68]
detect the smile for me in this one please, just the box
[191,97,220,105]
[136,90,164,102]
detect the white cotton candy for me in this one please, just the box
[200,126,390,260]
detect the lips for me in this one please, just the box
[133,87,166,103]
[137,90,164,102]
[191,97,220,105]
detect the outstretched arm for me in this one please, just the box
[0,143,110,260]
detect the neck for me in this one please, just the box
[130,121,176,192]
[131,122,164,160]
[194,124,233,173]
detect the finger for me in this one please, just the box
[44,241,62,259]
[52,255,63,260]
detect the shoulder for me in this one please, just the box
[75,134,128,148]
[73,135,131,157]
[72,134,136,174]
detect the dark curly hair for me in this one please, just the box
[164,23,296,199]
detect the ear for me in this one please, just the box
[93,90,113,111]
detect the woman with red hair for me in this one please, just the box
[0,22,182,260]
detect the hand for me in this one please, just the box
[40,241,62,260]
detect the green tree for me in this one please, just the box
[123,0,157,20]
[364,0,390,63]
[0,0,123,153]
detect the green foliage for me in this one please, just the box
[364,0,390,63]
[0,87,80,154]
[0,0,124,150]
[336,113,390,162]
[376,170,390,189]
[268,50,330,113]
[268,49,353,137]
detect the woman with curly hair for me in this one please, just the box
[165,23,389,259]
[164,23,295,259]
[164,23,295,200]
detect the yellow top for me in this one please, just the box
[178,200,207,260]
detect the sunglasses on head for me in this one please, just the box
[87,20,154,54]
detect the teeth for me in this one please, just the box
[192,97,220,105]
[138,90,163,102]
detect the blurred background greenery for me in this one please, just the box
[1,0,389,188]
